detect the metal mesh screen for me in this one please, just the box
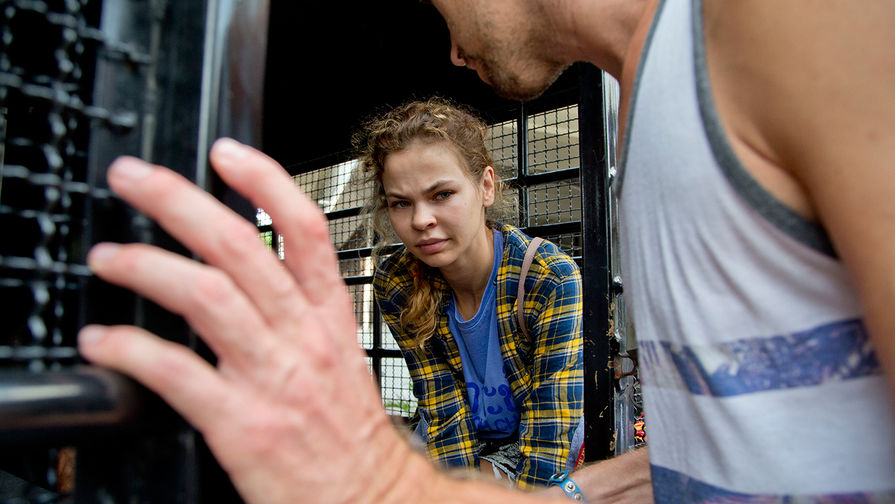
[260,103,583,419]
[528,179,582,226]
[380,356,414,417]
[1,1,130,501]
[524,105,582,259]
[488,117,518,179]
[292,159,369,216]
[0,1,255,501]
[487,118,521,227]
[528,105,579,174]
[0,0,109,373]
[350,283,374,347]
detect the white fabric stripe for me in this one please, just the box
[644,378,895,494]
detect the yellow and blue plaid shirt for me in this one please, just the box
[373,224,583,489]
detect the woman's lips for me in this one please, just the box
[417,239,447,255]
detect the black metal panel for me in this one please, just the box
[1,0,269,501]
[577,63,614,462]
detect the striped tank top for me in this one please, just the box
[616,0,895,500]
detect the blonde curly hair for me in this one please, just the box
[355,97,510,348]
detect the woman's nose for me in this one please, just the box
[412,205,436,229]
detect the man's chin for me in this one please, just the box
[493,83,551,102]
[485,66,568,102]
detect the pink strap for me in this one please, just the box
[516,237,543,339]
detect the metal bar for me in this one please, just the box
[324,206,363,222]
[517,102,530,226]
[0,366,147,443]
[200,0,270,221]
[521,222,582,240]
[577,62,614,462]
[517,167,580,186]
[365,348,402,360]
[372,276,384,382]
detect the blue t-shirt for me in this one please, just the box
[448,230,520,439]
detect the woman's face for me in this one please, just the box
[382,141,494,271]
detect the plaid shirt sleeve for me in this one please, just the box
[372,251,478,470]
[500,231,584,489]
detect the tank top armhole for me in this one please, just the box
[691,0,836,257]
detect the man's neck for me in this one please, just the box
[546,0,651,78]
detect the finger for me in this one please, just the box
[86,242,276,372]
[104,155,306,328]
[208,139,356,341]
[208,139,345,306]
[77,324,232,434]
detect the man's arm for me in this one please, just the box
[77,139,565,504]
[704,0,895,401]
[538,448,653,503]
[575,448,653,503]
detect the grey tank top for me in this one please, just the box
[616,0,895,500]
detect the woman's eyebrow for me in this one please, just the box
[385,179,454,199]
[423,179,453,193]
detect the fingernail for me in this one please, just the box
[213,138,249,161]
[87,243,120,269]
[110,157,152,180]
[79,325,106,346]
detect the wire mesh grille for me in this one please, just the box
[380,356,414,417]
[525,105,581,261]
[350,283,374,348]
[380,317,400,351]
[527,105,579,175]
[541,231,582,262]
[487,118,517,181]
[336,256,371,280]
[1,1,129,500]
[331,214,373,253]
[487,119,521,227]
[527,178,581,227]
[292,159,369,215]
[259,104,582,418]
[0,0,115,373]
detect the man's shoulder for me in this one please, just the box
[701,0,894,218]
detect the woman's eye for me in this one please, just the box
[434,191,453,201]
[389,200,409,209]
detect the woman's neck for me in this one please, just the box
[440,226,496,319]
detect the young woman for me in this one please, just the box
[358,98,583,489]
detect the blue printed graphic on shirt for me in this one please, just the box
[449,230,521,439]
[639,318,879,396]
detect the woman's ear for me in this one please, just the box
[481,166,496,207]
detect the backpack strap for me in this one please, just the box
[516,237,544,339]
